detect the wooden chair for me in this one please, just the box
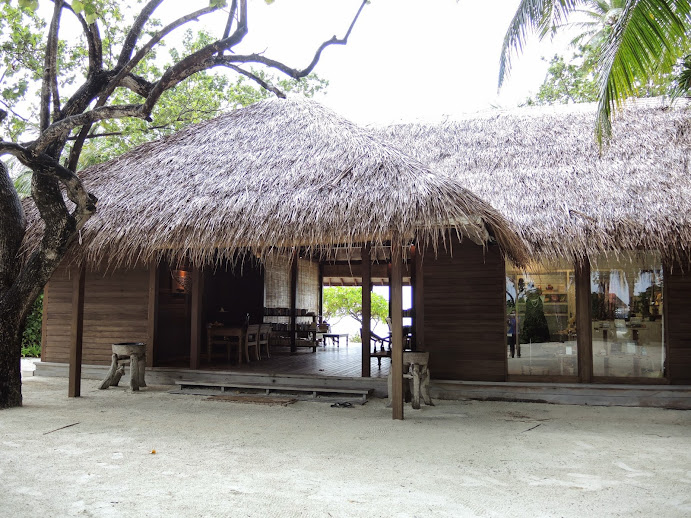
[258,324,271,359]
[206,325,243,364]
[361,329,392,368]
[245,324,261,362]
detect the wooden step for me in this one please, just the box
[174,380,373,404]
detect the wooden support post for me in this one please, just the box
[146,263,159,368]
[576,259,593,383]
[68,267,85,398]
[412,243,425,351]
[387,260,392,319]
[318,261,324,320]
[290,249,298,353]
[190,267,203,370]
[40,281,49,359]
[391,238,404,420]
[361,244,372,378]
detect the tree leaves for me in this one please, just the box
[17,0,38,12]
[70,0,98,24]
[501,0,691,145]
[322,287,389,325]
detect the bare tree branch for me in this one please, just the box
[224,64,286,98]
[53,0,102,76]
[0,101,29,123]
[65,5,219,171]
[218,0,367,80]
[111,5,218,97]
[142,0,248,115]
[32,104,145,154]
[221,0,239,42]
[40,1,64,132]
[117,0,165,67]
[0,141,97,215]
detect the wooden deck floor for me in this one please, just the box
[197,343,391,379]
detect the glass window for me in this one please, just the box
[506,262,578,377]
[591,254,664,378]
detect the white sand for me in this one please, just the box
[1,376,690,517]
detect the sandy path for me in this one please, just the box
[1,376,690,517]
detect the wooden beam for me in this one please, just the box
[576,259,593,383]
[391,238,404,420]
[40,281,49,360]
[146,263,159,368]
[290,249,298,353]
[361,244,372,378]
[412,243,425,351]
[68,267,85,398]
[662,263,670,381]
[387,261,392,319]
[318,261,324,319]
[190,267,204,370]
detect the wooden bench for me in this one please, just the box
[174,380,373,404]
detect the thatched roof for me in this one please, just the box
[22,98,526,268]
[377,98,691,264]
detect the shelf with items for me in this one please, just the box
[262,307,320,349]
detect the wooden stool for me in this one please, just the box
[387,351,433,409]
[99,343,147,391]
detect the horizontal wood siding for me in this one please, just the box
[82,269,149,365]
[665,267,691,384]
[42,267,73,363]
[423,238,506,381]
[42,266,149,366]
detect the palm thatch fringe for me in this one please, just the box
[378,98,691,265]
[20,99,527,270]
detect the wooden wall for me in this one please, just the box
[41,267,73,363]
[423,237,506,381]
[42,266,149,366]
[664,267,691,384]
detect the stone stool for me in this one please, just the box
[99,342,147,391]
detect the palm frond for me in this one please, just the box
[671,53,691,98]
[499,0,580,88]
[596,0,691,144]
[12,170,32,199]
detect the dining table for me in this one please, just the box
[206,325,245,364]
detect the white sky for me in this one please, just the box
[159,0,574,125]
[23,0,577,130]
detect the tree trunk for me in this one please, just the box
[0,163,78,408]
[0,305,24,408]
[0,162,26,408]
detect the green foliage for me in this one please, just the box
[21,293,43,357]
[1,6,327,166]
[72,29,328,168]
[500,0,691,143]
[3,159,32,197]
[322,287,388,325]
[12,170,32,198]
[525,43,675,106]
[525,47,600,105]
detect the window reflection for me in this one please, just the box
[506,262,578,377]
[591,254,664,378]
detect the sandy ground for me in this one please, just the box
[1,376,690,518]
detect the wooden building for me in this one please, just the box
[27,99,525,419]
[32,98,691,415]
[378,98,691,386]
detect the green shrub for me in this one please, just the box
[21,293,43,358]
